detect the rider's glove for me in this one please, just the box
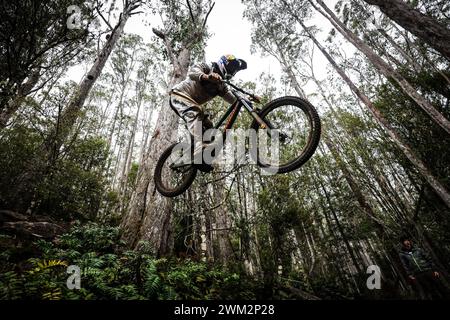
[202,73,222,83]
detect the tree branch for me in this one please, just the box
[201,2,215,30]
[201,163,245,185]
[204,176,236,212]
[152,28,176,65]
[184,1,216,46]
[125,0,143,15]
[152,27,166,40]
[96,5,114,31]
[186,0,196,24]
[130,11,144,16]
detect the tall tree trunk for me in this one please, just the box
[363,0,450,61]
[324,138,386,234]
[278,48,306,98]
[108,85,127,147]
[118,96,142,211]
[377,28,422,72]
[285,4,450,210]
[251,3,306,98]
[314,166,363,276]
[310,167,358,292]
[119,48,191,254]
[45,10,132,154]
[212,178,234,265]
[137,105,157,173]
[120,0,215,256]
[97,91,115,136]
[311,0,450,135]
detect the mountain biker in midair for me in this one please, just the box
[169,54,247,165]
[155,55,321,197]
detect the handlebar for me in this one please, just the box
[223,80,261,103]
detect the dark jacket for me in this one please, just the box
[399,246,434,276]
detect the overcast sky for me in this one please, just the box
[122,0,281,84]
[68,0,344,98]
[201,0,282,83]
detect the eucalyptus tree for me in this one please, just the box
[45,0,143,156]
[308,0,450,135]
[10,0,143,215]
[273,0,450,210]
[120,0,216,256]
[107,34,144,149]
[245,0,411,228]
[243,0,308,98]
[117,46,158,213]
[362,0,450,61]
[103,33,144,188]
[0,0,98,128]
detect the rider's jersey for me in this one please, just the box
[171,62,236,105]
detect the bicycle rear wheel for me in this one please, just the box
[154,142,197,197]
[250,96,321,174]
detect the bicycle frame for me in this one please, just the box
[157,80,321,196]
[213,81,273,135]
[170,82,277,170]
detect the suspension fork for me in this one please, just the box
[243,99,289,142]
[240,99,271,129]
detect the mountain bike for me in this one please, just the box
[154,80,321,197]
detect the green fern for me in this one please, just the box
[27,259,68,275]
[0,271,23,300]
[42,288,62,300]
[1,222,265,300]
[142,260,162,299]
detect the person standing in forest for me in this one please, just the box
[398,235,448,299]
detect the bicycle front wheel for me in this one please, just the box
[250,96,321,174]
